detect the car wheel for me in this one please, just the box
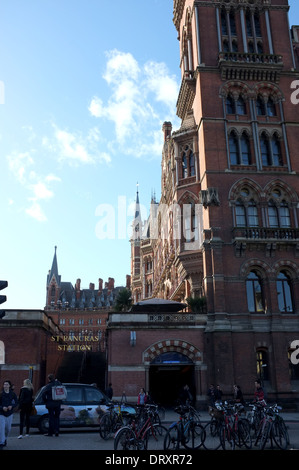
[38,415,50,434]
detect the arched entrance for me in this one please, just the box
[143,339,203,406]
[149,352,194,405]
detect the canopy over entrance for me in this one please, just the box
[130,298,187,313]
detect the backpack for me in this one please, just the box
[51,384,67,401]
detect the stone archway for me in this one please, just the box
[143,339,203,406]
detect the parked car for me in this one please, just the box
[30,383,135,433]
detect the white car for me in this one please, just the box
[30,383,135,433]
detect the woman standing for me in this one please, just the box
[0,380,18,449]
[18,379,34,438]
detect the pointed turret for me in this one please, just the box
[131,183,142,242]
[46,246,61,308]
[47,246,61,287]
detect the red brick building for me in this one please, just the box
[45,246,130,353]
[0,310,64,393]
[124,0,299,407]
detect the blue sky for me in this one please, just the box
[0,1,298,310]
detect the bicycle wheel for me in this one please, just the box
[202,420,221,450]
[237,419,252,449]
[256,420,271,450]
[183,422,206,450]
[145,424,167,451]
[164,424,180,450]
[114,427,137,450]
[272,421,288,450]
[219,423,236,450]
[276,417,290,446]
[99,413,112,440]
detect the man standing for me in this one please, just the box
[42,374,62,437]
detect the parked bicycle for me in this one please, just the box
[114,404,167,450]
[254,403,289,450]
[202,404,223,450]
[218,401,252,450]
[99,401,135,440]
[164,404,206,450]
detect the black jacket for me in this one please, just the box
[0,390,18,416]
[19,387,33,409]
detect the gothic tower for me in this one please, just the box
[171,0,299,394]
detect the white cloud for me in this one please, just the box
[53,125,111,165]
[88,49,180,157]
[25,201,47,222]
[6,149,61,222]
[6,151,34,184]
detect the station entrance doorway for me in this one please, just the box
[149,352,195,406]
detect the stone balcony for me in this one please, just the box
[218,51,283,83]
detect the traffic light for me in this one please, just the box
[0,280,8,319]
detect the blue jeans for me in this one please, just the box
[0,414,13,445]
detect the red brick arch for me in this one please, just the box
[143,339,202,366]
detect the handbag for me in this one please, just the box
[31,405,37,415]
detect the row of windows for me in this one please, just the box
[226,95,277,117]
[257,349,299,381]
[235,200,291,229]
[229,131,283,167]
[246,270,294,313]
[220,8,265,54]
[59,318,105,326]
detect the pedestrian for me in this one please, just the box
[254,379,266,403]
[179,384,193,405]
[137,387,147,405]
[42,374,62,437]
[214,385,223,403]
[0,380,18,449]
[105,383,113,400]
[207,384,216,405]
[18,379,34,438]
[233,384,245,405]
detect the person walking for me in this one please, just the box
[0,380,18,449]
[18,379,34,438]
[42,374,62,437]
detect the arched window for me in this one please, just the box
[189,151,195,176]
[183,201,198,243]
[229,131,239,164]
[229,131,252,166]
[235,201,246,226]
[246,270,264,313]
[240,134,251,164]
[276,271,294,313]
[257,97,266,116]
[271,135,282,166]
[247,200,259,227]
[182,153,188,178]
[267,197,291,228]
[237,96,246,115]
[181,147,195,178]
[260,133,271,166]
[267,97,276,116]
[279,201,291,228]
[235,200,258,227]
[268,201,279,227]
[226,95,235,114]
[260,133,283,167]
